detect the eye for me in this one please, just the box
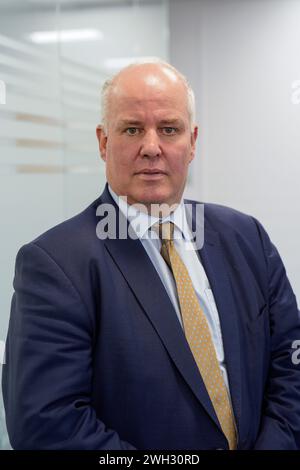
[161,127,178,136]
[125,127,140,136]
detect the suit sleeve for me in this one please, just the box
[2,242,137,450]
[252,219,300,450]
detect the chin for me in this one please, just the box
[137,193,181,217]
[137,187,170,204]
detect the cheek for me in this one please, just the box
[107,139,137,168]
[166,143,192,174]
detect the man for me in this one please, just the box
[2,60,300,450]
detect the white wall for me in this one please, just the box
[170,0,300,299]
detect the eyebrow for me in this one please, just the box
[118,120,143,126]
[158,119,185,127]
[117,118,185,128]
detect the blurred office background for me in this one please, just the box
[0,0,299,448]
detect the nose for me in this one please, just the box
[140,129,162,158]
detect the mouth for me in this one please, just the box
[135,170,167,180]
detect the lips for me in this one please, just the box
[136,169,166,175]
[135,170,167,180]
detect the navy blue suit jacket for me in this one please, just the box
[2,184,300,449]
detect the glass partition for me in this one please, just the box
[0,0,169,449]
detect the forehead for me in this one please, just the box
[108,66,189,119]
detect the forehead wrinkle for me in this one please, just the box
[110,87,170,105]
[111,99,189,129]
[111,94,184,111]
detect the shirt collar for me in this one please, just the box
[108,184,191,241]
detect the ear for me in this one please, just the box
[189,125,198,162]
[96,125,108,162]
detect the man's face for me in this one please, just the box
[97,64,198,210]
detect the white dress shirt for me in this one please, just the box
[108,185,233,400]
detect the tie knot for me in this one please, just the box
[153,222,174,242]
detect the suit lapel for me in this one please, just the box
[97,185,221,431]
[97,186,243,437]
[186,202,243,437]
[104,235,223,430]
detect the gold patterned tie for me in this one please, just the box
[155,221,237,450]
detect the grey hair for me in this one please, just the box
[100,57,196,134]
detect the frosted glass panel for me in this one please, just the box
[0,0,169,450]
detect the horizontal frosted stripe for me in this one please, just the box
[61,63,102,86]
[16,139,63,149]
[0,120,64,141]
[65,142,96,153]
[0,104,98,126]
[64,107,100,123]
[0,35,104,84]
[0,136,95,152]
[61,82,99,100]
[62,96,99,113]
[0,146,64,165]
[64,131,98,145]
[0,109,96,131]
[15,113,62,126]
[0,164,102,175]
[3,93,62,118]
[17,164,64,174]
[63,152,102,166]
[0,53,57,78]
[0,57,102,92]
[66,164,102,175]
[1,91,98,116]
[0,147,99,165]
[1,72,99,103]
[64,106,99,121]
[0,115,97,141]
[62,93,98,109]
[0,71,60,100]
[63,56,103,79]
[0,164,63,175]
[65,120,97,131]
[0,33,53,60]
